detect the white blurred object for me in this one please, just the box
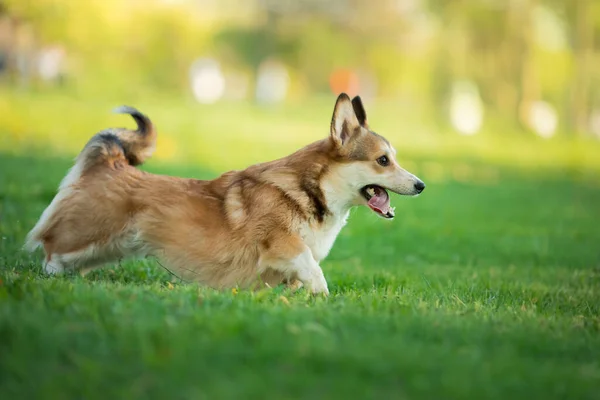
[527,101,558,138]
[255,59,289,104]
[449,80,484,136]
[588,109,600,139]
[37,46,65,81]
[189,58,225,104]
[533,5,567,51]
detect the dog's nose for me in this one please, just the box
[414,180,426,193]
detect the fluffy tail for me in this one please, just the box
[24,106,156,252]
[74,106,157,175]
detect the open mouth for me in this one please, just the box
[360,185,395,219]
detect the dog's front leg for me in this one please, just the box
[288,249,329,295]
[266,240,329,296]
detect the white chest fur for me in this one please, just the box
[299,210,350,262]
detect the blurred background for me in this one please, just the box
[3,3,600,397]
[0,0,599,174]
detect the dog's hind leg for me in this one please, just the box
[43,257,65,275]
[42,240,128,276]
[43,246,102,275]
[41,228,151,276]
[285,279,304,292]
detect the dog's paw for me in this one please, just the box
[306,275,329,296]
[314,286,330,297]
[43,259,64,275]
[286,279,304,292]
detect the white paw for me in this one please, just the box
[44,259,64,275]
[305,273,329,296]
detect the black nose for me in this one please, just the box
[414,180,426,193]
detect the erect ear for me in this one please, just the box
[330,93,361,148]
[351,96,368,128]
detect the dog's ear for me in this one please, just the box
[351,96,368,128]
[330,93,361,148]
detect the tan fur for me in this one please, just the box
[25,94,425,295]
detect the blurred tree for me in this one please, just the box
[0,0,598,135]
[570,0,594,135]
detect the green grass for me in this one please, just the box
[1,93,600,399]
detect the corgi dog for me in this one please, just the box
[25,93,425,295]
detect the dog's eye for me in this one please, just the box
[376,155,389,166]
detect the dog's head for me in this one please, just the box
[327,93,425,219]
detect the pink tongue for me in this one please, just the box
[367,188,390,214]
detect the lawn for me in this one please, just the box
[0,94,599,399]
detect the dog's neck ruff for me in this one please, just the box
[320,184,354,222]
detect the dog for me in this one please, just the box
[24,93,425,295]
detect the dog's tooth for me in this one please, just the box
[366,187,375,197]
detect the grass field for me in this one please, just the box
[1,93,600,399]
